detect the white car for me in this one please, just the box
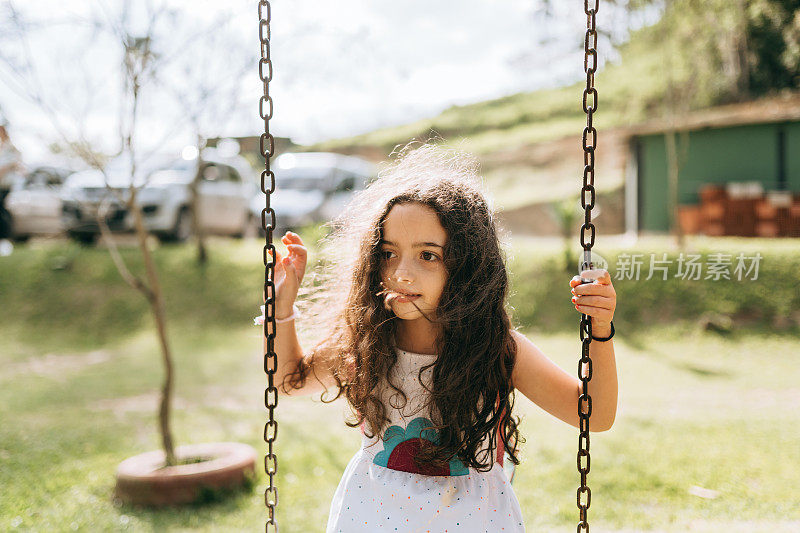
[250,152,375,235]
[6,166,74,242]
[61,151,258,245]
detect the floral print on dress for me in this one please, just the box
[372,416,469,476]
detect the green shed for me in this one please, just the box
[624,92,800,234]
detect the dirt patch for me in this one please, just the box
[88,392,190,415]
[743,387,800,410]
[2,350,112,381]
[196,385,256,412]
[497,186,625,236]
[484,129,630,235]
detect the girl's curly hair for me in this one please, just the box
[285,140,524,473]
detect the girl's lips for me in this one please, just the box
[388,289,420,302]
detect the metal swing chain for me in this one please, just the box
[577,0,599,532]
[258,1,278,531]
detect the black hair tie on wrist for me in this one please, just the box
[590,321,614,342]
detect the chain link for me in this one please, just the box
[258,1,279,531]
[577,1,599,532]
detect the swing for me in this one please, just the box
[256,1,602,530]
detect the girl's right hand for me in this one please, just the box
[265,231,307,316]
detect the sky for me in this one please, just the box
[0,0,661,164]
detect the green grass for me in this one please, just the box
[508,234,800,335]
[1,234,798,531]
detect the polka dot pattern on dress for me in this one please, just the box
[325,345,525,532]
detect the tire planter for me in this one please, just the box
[115,442,257,506]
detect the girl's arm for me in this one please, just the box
[264,318,338,397]
[510,269,618,431]
[262,231,339,396]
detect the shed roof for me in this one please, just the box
[623,90,800,137]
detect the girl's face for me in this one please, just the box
[379,202,448,321]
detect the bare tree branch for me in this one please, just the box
[96,199,153,298]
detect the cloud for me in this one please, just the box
[1,0,642,160]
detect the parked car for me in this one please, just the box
[250,152,375,236]
[6,165,75,242]
[61,150,258,245]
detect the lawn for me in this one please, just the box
[0,235,798,532]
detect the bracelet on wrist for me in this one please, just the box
[254,303,299,325]
[590,321,614,342]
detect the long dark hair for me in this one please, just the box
[286,141,524,472]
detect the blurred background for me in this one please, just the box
[1,0,798,531]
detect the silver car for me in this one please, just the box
[6,166,74,242]
[61,151,257,245]
[250,152,375,235]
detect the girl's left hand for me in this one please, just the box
[569,269,616,331]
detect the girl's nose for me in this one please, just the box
[388,255,417,284]
[394,272,413,284]
[389,269,413,284]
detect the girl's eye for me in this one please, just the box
[379,250,438,262]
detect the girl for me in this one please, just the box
[258,142,618,532]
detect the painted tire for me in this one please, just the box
[114,442,257,506]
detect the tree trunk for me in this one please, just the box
[191,136,207,265]
[129,191,177,466]
[662,20,693,251]
[664,129,684,249]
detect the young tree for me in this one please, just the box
[0,1,254,466]
[157,18,254,264]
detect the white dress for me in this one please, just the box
[326,345,525,532]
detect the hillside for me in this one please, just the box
[297,13,674,233]
[301,1,795,235]
[302,62,648,236]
